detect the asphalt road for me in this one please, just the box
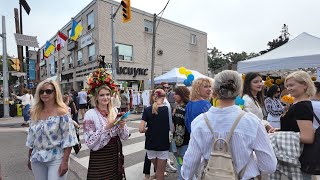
[0,117,179,180]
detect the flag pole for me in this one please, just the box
[56,32,62,90]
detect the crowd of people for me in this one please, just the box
[22,68,320,180]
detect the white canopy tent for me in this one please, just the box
[149,68,212,84]
[237,32,320,73]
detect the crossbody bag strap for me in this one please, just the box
[306,101,320,125]
[228,111,247,178]
[310,102,320,125]
[203,113,214,134]
[226,111,246,143]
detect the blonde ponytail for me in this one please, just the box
[152,102,159,115]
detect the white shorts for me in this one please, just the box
[146,150,169,160]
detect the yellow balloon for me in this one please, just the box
[179,67,187,75]
[185,70,192,76]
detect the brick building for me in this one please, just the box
[39,0,207,92]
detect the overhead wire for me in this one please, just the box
[155,0,171,33]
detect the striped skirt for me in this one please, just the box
[87,136,126,180]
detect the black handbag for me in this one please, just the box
[73,127,82,154]
[299,104,320,175]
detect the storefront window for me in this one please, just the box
[115,43,133,61]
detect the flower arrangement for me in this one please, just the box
[87,68,117,95]
[281,94,294,105]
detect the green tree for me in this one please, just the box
[260,24,290,54]
[208,47,228,71]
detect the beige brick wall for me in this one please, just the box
[40,0,207,89]
[97,0,207,79]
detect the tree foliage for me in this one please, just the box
[260,24,290,55]
[207,48,259,72]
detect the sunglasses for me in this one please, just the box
[164,87,170,89]
[39,89,55,95]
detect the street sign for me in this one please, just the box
[20,0,31,15]
[14,33,39,48]
[11,72,26,77]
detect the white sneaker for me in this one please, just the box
[165,161,177,173]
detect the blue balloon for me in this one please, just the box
[187,74,195,81]
[184,79,192,86]
[235,96,245,105]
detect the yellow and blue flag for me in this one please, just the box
[70,19,83,41]
[44,41,55,58]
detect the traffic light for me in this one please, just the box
[11,58,20,71]
[121,0,132,23]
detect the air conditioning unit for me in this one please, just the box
[157,49,163,56]
[144,27,153,33]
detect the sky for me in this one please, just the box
[1,0,320,57]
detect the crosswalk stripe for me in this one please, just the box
[123,141,145,156]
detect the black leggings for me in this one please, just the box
[143,153,155,174]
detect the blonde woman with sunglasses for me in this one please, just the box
[26,80,78,180]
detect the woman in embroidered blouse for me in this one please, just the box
[26,80,78,180]
[83,85,129,179]
[242,72,274,132]
[264,84,285,128]
[172,86,190,180]
[185,78,212,133]
[181,70,277,179]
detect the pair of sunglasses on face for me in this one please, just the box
[39,89,55,95]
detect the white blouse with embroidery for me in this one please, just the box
[83,109,130,151]
[243,94,270,127]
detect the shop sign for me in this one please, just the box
[61,73,74,82]
[117,67,148,77]
[80,33,93,49]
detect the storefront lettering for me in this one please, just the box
[117,67,148,77]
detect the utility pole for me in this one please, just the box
[150,13,157,89]
[111,6,117,80]
[14,9,23,81]
[1,16,10,118]
[18,5,24,93]
[19,0,31,90]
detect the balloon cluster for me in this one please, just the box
[235,96,245,109]
[179,67,194,86]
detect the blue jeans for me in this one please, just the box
[31,158,68,180]
[22,104,30,122]
[174,145,188,180]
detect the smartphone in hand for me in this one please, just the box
[114,111,131,125]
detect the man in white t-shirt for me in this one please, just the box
[78,89,88,119]
[15,89,33,126]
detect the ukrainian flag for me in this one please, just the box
[70,19,83,41]
[44,41,55,58]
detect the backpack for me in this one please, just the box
[299,101,320,175]
[202,111,247,180]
